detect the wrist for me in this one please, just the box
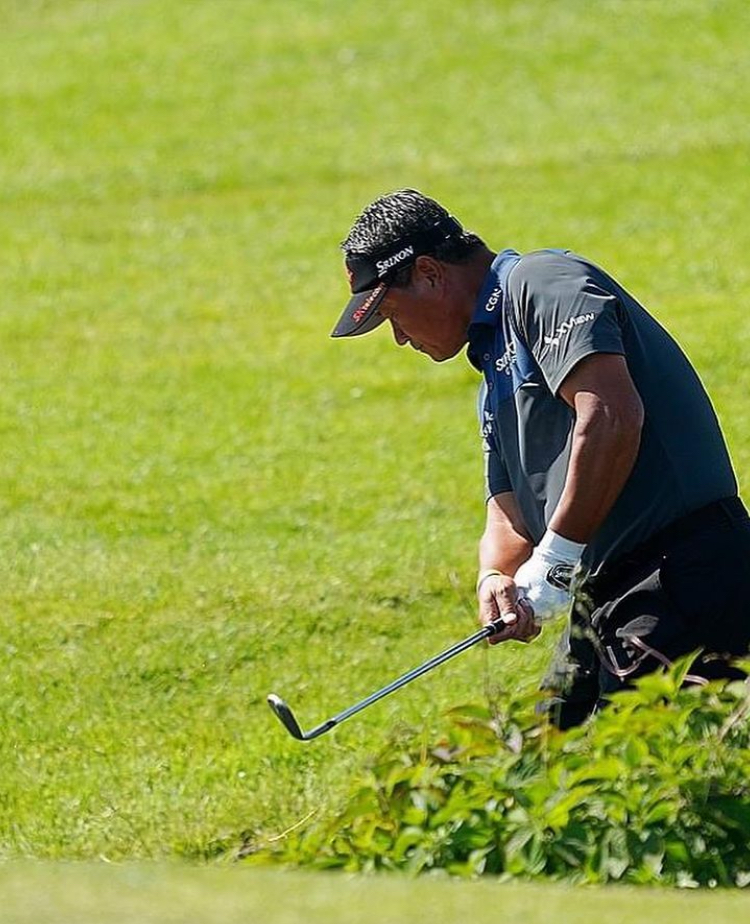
[476,568,504,595]
[537,528,586,564]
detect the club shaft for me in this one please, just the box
[308,623,495,735]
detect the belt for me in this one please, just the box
[582,495,748,603]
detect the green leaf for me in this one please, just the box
[568,757,627,784]
[644,800,677,825]
[543,785,598,830]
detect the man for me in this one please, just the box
[331,188,750,728]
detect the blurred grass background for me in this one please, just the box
[0,0,749,872]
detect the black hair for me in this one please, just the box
[341,189,486,287]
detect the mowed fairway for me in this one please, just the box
[3,864,750,924]
[1,0,750,917]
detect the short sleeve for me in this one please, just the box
[508,251,626,395]
[477,382,512,501]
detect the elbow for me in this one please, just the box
[625,390,645,441]
[615,391,644,446]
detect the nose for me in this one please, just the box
[390,320,409,346]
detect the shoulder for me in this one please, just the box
[507,249,589,298]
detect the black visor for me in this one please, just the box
[331,215,463,338]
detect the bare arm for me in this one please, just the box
[478,354,643,638]
[479,491,533,575]
[551,353,644,542]
[477,492,538,644]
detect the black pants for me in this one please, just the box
[542,497,750,730]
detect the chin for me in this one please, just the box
[429,344,464,363]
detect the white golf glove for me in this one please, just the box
[514,529,585,623]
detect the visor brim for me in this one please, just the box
[331,284,389,338]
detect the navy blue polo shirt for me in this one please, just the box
[467,249,737,571]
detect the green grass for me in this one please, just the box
[2,864,750,924]
[1,0,750,911]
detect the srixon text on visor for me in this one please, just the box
[376,246,415,276]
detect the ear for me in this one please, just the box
[413,255,445,290]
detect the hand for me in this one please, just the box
[477,571,541,645]
[513,530,585,623]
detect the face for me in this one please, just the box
[377,258,470,362]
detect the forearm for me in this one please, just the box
[549,389,643,542]
[479,523,532,576]
[476,496,538,643]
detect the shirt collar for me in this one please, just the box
[470,249,521,329]
[466,249,520,371]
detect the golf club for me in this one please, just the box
[267,620,504,741]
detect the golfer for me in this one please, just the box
[331,188,750,728]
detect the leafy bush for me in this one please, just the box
[252,659,750,887]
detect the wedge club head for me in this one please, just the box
[267,694,305,740]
